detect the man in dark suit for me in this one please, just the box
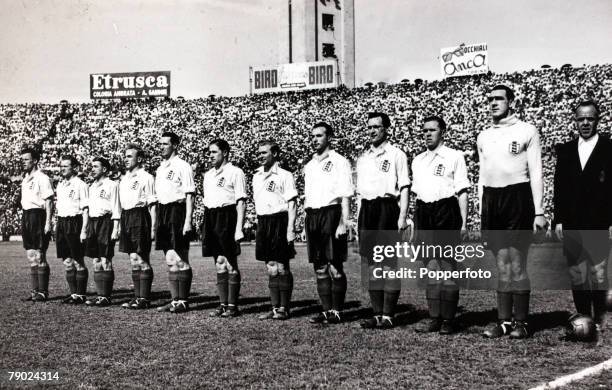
[554,100,611,334]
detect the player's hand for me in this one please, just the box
[150,227,156,241]
[111,229,119,241]
[533,215,547,234]
[397,217,408,232]
[80,231,87,243]
[182,222,192,236]
[335,221,347,239]
[235,229,244,242]
[460,224,469,241]
[44,222,52,235]
[287,230,296,242]
[555,223,563,241]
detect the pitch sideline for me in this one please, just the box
[528,357,612,390]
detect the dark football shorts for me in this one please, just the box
[305,204,347,268]
[358,197,401,265]
[22,208,50,251]
[415,197,462,264]
[201,205,240,266]
[56,215,84,260]
[119,207,152,260]
[563,229,609,266]
[481,182,535,254]
[255,211,296,264]
[156,201,191,252]
[85,214,115,259]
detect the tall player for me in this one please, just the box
[304,122,352,324]
[84,157,120,307]
[56,156,90,304]
[554,100,611,335]
[478,85,546,339]
[202,139,247,318]
[155,132,195,314]
[20,147,54,302]
[253,140,298,320]
[411,116,469,334]
[357,112,410,329]
[119,144,157,310]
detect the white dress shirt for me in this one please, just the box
[578,133,599,170]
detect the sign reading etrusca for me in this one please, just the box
[90,71,171,99]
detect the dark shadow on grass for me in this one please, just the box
[289,300,361,319]
[239,299,319,315]
[456,308,497,329]
[529,310,571,333]
[187,296,270,312]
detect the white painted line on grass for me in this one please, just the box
[529,357,612,390]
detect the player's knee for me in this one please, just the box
[590,261,607,285]
[165,251,177,267]
[101,258,112,271]
[315,264,329,278]
[277,262,288,275]
[427,260,441,272]
[569,264,587,286]
[266,262,278,276]
[63,258,74,269]
[329,264,344,279]
[215,256,227,272]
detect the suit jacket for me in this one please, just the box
[553,135,612,229]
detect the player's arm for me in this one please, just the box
[458,189,468,236]
[149,203,157,240]
[183,193,194,235]
[397,151,411,231]
[79,182,89,242]
[110,183,121,240]
[44,197,54,234]
[454,153,471,234]
[526,127,546,231]
[287,198,297,242]
[234,169,248,241]
[552,144,565,240]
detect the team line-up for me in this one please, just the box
[17,85,609,339]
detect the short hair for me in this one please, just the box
[574,100,601,118]
[312,122,334,137]
[161,131,180,145]
[258,140,281,156]
[210,138,230,155]
[20,147,40,161]
[60,155,80,167]
[490,84,515,102]
[367,112,391,128]
[125,143,146,159]
[93,156,111,171]
[423,115,447,131]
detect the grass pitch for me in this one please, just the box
[0,242,610,389]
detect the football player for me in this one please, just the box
[478,85,546,339]
[304,122,353,324]
[56,156,90,304]
[20,147,54,302]
[202,139,247,318]
[356,112,410,329]
[411,116,470,334]
[253,140,298,320]
[119,144,157,310]
[155,132,196,314]
[84,157,120,307]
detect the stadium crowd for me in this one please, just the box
[1,64,611,238]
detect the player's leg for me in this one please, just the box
[310,262,332,324]
[33,249,50,301]
[259,261,280,320]
[86,257,102,306]
[439,259,460,335]
[221,256,241,317]
[275,261,293,320]
[124,253,142,308]
[483,248,513,338]
[327,262,346,324]
[172,248,192,313]
[24,249,39,301]
[210,255,229,317]
[416,259,443,333]
[508,246,530,338]
[589,257,609,330]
